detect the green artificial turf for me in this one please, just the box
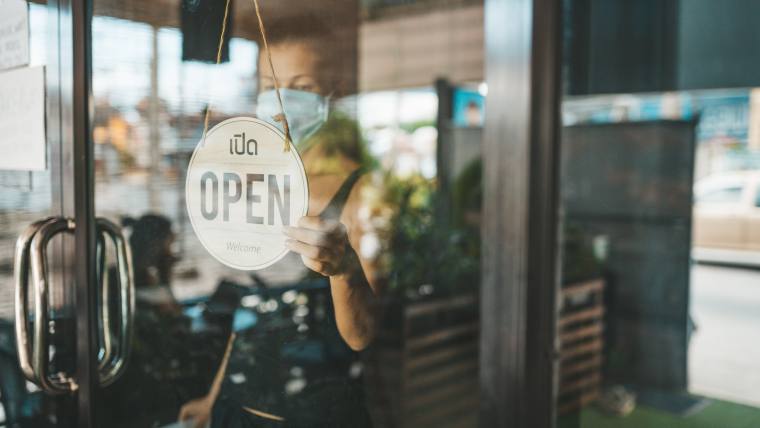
[559,399,760,428]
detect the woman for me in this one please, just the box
[179,23,381,428]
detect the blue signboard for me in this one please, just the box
[452,88,485,128]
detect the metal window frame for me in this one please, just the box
[480,0,563,426]
[69,0,98,425]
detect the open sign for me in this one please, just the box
[185,117,309,270]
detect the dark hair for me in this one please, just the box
[123,214,173,250]
[259,13,357,96]
[265,13,334,46]
[122,214,175,286]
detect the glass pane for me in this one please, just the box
[90,1,484,426]
[0,3,75,426]
[695,186,743,204]
[559,1,760,427]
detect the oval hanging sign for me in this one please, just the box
[185,117,309,270]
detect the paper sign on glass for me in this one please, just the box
[0,0,30,70]
[185,117,309,270]
[0,65,46,171]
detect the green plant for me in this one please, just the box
[378,174,480,300]
[561,223,603,284]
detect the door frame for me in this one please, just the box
[66,0,99,425]
[480,0,563,426]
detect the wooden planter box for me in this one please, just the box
[363,293,479,428]
[557,278,605,415]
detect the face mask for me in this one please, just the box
[256,89,329,146]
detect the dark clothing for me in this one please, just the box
[211,168,371,427]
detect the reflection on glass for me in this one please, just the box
[558,2,760,427]
[0,3,74,427]
[90,0,483,427]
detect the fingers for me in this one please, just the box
[300,254,340,276]
[284,216,349,276]
[283,217,346,247]
[285,239,335,261]
[282,226,326,246]
[300,255,326,273]
[194,417,208,428]
[290,244,345,276]
[297,215,325,229]
[179,399,210,426]
[178,407,189,422]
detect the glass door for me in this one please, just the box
[1,1,80,427]
[88,0,486,427]
[557,2,760,427]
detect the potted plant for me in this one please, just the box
[363,172,481,428]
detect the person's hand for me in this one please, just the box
[284,216,351,277]
[178,396,213,428]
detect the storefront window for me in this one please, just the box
[0,3,71,426]
[558,1,760,427]
[88,0,484,426]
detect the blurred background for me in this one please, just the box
[1,0,760,427]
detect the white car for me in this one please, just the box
[693,172,760,262]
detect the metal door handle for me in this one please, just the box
[14,216,134,394]
[95,217,134,386]
[96,229,115,373]
[29,217,78,394]
[14,217,56,385]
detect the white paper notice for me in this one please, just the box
[0,66,46,171]
[0,0,30,70]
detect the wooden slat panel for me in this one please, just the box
[559,372,601,394]
[406,322,479,352]
[406,342,478,373]
[558,306,604,327]
[403,378,478,411]
[404,294,477,319]
[561,279,604,298]
[404,395,479,428]
[560,355,603,378]
[559,323,603,344]
[557,389,600,415]
[559,338,603,360]
[405,360,478,391]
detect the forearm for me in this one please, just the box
[283,215,381,351]
[329,249,378,351]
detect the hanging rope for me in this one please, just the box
[201,0,232,142]
[251,0,292,151]
[202,0,293,152]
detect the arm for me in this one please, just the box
[328,243,379,351]
[284,195,381,351]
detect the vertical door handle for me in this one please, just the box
[29,217,78,394]
[95,217,134,387]
[14,217,56,385]
[14,216,134,394]
[96,230,113,373]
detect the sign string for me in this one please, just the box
[201,0,293,152]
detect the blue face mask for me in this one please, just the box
[256,89,329,146]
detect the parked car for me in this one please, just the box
[693,171,760,252]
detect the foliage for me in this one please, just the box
[562,223,603,284]
[399,119,435,134]
[308,112,378,170]
[377,174,480,300]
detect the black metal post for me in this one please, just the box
[480,0,563,426]
[72,0,98,425]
